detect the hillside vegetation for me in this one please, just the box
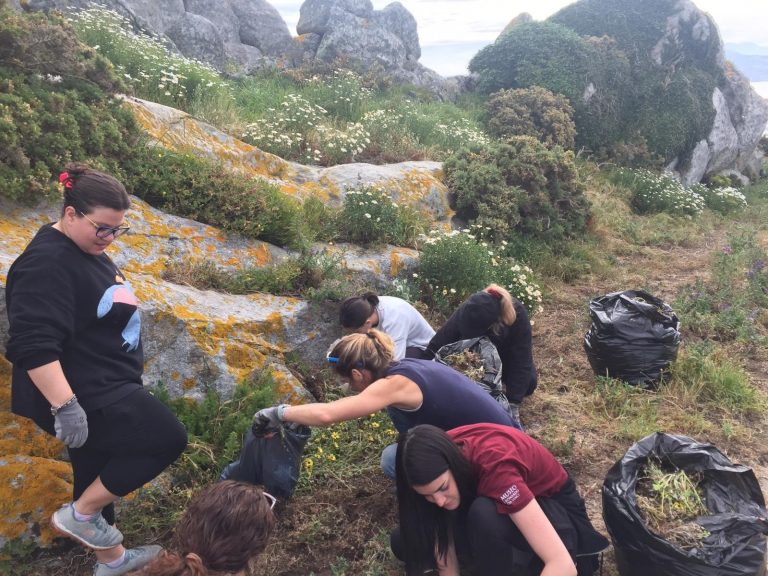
[1,4,768,575]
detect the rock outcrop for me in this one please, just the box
[22,0,294,74]
[123,96,451,220]
[18,0,459,98]
[545,0,768,185]
[295,0,458,100]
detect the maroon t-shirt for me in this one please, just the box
[448,423,568,514]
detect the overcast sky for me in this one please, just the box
[269,0,768,77]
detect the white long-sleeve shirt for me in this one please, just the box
[376,296,435,360]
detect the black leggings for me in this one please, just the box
[391,483,604,576]
[391,497,537,576]
[67,388,187,524]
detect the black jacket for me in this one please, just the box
[5,224,143,426]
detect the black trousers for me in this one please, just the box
[66,388,187,524]
[392,479,607,576]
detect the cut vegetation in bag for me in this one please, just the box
[603,433,768,576]
[435,336,513,416]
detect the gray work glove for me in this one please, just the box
[54,399,89,448]
[252,404,289,436]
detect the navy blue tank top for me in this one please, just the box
[385,358,515,432]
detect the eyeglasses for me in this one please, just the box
[78,211,130,239]
[263,491,277,510]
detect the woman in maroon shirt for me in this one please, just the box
[392,423,608,576]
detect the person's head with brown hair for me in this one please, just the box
[55,162,132,256]
[327,328,396,386]
[58,162,131,215]
[132,480,275,576]
[339,292,380,332]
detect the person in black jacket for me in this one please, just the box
[425,284,537,428]
[4,164,187,576]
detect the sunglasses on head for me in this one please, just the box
[263,491,277,510]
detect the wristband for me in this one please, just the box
[50,394,77,416]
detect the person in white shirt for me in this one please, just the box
[339,292,435,360]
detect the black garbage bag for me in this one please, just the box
[435,336,514,417]
[584,289,681,386]
[220,423,311,499]
[603,432,768,576]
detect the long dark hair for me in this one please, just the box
[135,480,275,575]
[59,162,130,215]
[339,291,379,329]
[395,425,476,575]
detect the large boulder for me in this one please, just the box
[295,0,458,100]
[19,0,293,74]
[533,0,768,184]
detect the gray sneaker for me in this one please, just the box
[51,503,123,550]
[93,545,163,576]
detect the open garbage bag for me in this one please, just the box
[584,290,681,386]
[435,336,514,417]
[603,432,768,576]
[220,424,311,499]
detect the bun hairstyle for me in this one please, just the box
[339,292,380,329]
[327,328,395,380]
[134,480,275,576]
[58,162,130,215]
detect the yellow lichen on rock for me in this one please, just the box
[0,456,72,545]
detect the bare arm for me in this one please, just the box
[27,361,76,407]
[282,376,422,427]
[509,499,576,576]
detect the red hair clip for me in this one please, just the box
[58,171,73,189]
[486,287,502,300]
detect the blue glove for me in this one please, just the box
[252,404,289,436]
[54,398,89,448]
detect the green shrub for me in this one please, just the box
[469,21,590,99]
[612,168,704,217]
[304,68,372,121]
[163,250,348,301]
[335,185,427,247]
[484,86,576,149]
[0,6,140,203]
[155,373,277,483]
[123,148,304,248]
[667,343,760,414]
[416,227,543,315]
[69,6,231,111]
[691,184,747,214]
[444,136,590,249]
[674,227,768,346]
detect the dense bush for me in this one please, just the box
[484,86,576,149]
[335,185,428,247]
[550,0,720,161]
[123,148,305,248]
[415,227,543,315]
[470,22,590,99]
[611,168,705,217]
[690,184,747,214]
[0,5,140,203]
[444,136,590,248]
